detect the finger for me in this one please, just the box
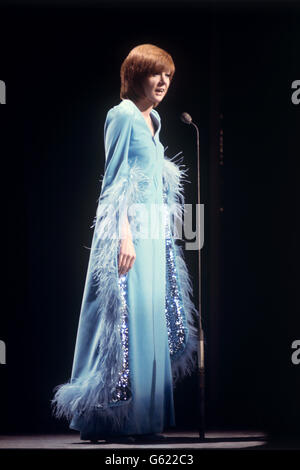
[119,256,129,276]
[118,256,123,276]
[119,264,126,276]
[124,255,136,274]
[118,253,125,270]
[128,256,136,271]
[122,255,131,275]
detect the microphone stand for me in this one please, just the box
[180,113,205,441]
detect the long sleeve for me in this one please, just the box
[93,105,149,245]
[100,106,133,196]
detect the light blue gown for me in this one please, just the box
[51,99,198,439]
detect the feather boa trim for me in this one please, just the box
[162,150,199,385]
[51,152,199,430]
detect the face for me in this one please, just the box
[141,70,171,106]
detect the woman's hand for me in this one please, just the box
[118,214,136,276]
[118,236,136,276]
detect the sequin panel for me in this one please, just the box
[163,189,187,356]
[110,271,131,404]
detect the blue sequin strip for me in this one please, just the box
[163,188,187,356]
[106,186,187,407]
[110,272,131,405]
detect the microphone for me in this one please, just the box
[180,112,193,125]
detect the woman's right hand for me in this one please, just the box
[118,236,136,276]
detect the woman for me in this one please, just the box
[51,44,198,443]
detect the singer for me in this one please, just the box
[51,44,198,443]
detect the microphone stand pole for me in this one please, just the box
[192,120,206,441]
[181,114,205,441]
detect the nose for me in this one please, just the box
[159,73,168,86]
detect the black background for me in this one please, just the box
[0,0,299,440]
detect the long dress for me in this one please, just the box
[51,98,198,439]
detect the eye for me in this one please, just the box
[151,72,171,80]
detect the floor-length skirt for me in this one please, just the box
[69,232,176,438]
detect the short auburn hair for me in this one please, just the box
[120,44,175,108]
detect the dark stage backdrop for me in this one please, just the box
[0,1,299,439]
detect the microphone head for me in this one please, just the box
[180,112,193,124]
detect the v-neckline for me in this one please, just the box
[125,99,159,139]
[146,115,157,138]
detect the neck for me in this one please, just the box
[133,98,154,118]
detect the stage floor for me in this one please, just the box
[0,430,282,449]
